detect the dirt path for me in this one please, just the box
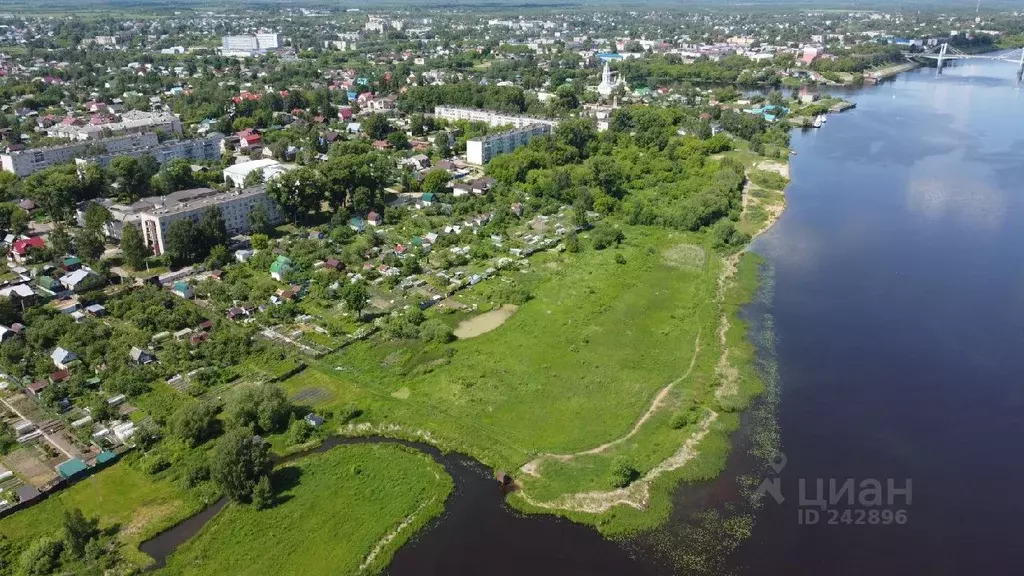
[520,333,702,477]
[518,410,719,513]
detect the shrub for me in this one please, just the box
[614,253,627,265]
[610,458,640,488]
[420,319,454,344]
[590,225,624,250]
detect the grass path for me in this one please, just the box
[519,331,702,477]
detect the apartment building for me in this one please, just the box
[221,33,281,55]
[433,106,559,129]
[75,133,223,169]
[47,111,182,141]
[466,124,552,165]
[1,132,159,177]
[138,186,284,255]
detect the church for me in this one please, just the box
[597,62,624,97]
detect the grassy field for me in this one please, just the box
[0,460,207,567]
[274,225,769,533]
[161,443,452,576]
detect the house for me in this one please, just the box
[348,217,366,232]
[472,177,496,195]
[129,346,155,365]
[270,255,293,281]
[50,370,69,383]
[27,380,48,397]
[0,284,35,309]
[16,485,42,505]
[56,458,89,480]
[189,332,209,345]
[173,328,193,341]
[235,249,254,263]
[304,413,325,427]
[346,122,362,134]
[324,258,342,271]
[420,192,437,206]
[0,323,24,342]
[59,269,94,292]
[227,305,254,320]
[452,183,472,197]
[237,128,262,149]
[51,346,78,370]
[84,304,106,316]
[60,256,82,271]
[172,281,193,299]
[367,211,382,226]
[197,320,213,332]
[400,154,430,171]
[10,236,45,263]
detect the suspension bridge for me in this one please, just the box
[907,43,1024,80]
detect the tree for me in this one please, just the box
[210,428,272,502]
[74,228,105,261]
[421,168,450,197]
[83,202,111,234]
[225,383,292,434]
[172,401,220,447]
[62,508,99,557]
[433,131,452,158]
[252,474,274,510]
[386,131,410,150]
[250,233,269,250]
[342,282,368,320]
[198,206,229,253]
[49,222,73,256]
[207,244,229,269]
[420,319,454,344]
[610,458,639,488]
[565,231,581,253]
[0,203,29,235]
[249,203,271,235]
[554,118,597,158]
[0,296,16,326]
[120,224,149,270]
[361,113,392,140]
[108,155,157,201]
[409,113,427,136]
[243,169,265,188]
[165,218,199,265]
[18,536,63,576]
[154,159,197,193]
[265,167,325,222]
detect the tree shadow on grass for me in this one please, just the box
[269,465,303,507]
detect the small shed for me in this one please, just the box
[16,485,41,504]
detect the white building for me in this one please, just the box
[1,132,159,177]
[466,124,552,165]
[221,35,259,52]
[255,32,281,49]
[597,63,623,97]
[223,159,289,188]
[47,110,182,141]
[75,133,223,169]
[139,186,284,255]
[434,106,559,129]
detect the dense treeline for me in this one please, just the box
[399,82,528,113]
[617,54,785,87]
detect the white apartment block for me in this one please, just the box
[433,106,559,129]
[466,124,552,165]
[75,134,224,169]
[221,35,259,52]
[1,132,158,177]
[47,110,183,141]
[255,33,281,49]
[139,186,284,255]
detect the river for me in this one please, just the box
[723,57,1024,575]
[142,58,1024,574]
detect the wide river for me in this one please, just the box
[389,57,1024,574]
[727,57,1024,574]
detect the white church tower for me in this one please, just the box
[598,62,617,97]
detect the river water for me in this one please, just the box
[725,58,1024,575]
[142,59,1024,574]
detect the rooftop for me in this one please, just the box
[140,185,268,218]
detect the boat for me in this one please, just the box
[820,113,828,123]
[812,115,824,128]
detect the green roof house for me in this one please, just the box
[420,192,436,205]
[36,276,60,291]
[172,281,193,299]
[270,255,293,282]
[56,457,89,479]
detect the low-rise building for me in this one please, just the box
[223,159,288,188]
[138,186,284,255]
[466,124,552,165]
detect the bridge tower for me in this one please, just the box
[937,43,948,74]
[1018,48,1024,82]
